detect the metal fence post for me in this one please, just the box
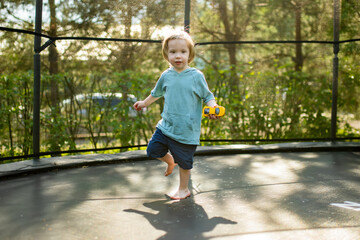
[331,0,340,142]
[33,0,43,159]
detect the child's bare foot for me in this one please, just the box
[165,161,177,176]
[159,153,177,176]
[169,188,191,200]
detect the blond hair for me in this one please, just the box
[162,31,195,63]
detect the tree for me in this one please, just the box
[195,0,258,134]
[195,0,257,91]
[0,1,35,73]
[339,0,360,118]
[264,0,331,71]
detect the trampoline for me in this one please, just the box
[1,143,359,240]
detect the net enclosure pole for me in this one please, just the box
[331,0,340,142]
[184,0,190,33]
[33,0,43,159]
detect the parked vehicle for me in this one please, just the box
[61,93,143,117]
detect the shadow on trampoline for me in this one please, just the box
[0,147,360,239]
[124,198,237,240]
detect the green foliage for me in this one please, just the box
[1,0,359,160]
[338,55,360,118]
[1,62,359,159]
[201,62,336,140]
[0,72,33,157]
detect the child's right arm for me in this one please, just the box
[133,94,159,111]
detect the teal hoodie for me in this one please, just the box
[151,67,215,145]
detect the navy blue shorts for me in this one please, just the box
[147,128,197,170]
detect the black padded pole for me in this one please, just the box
[33,0,43,159]
[331,0,340,142]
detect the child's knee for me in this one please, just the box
[146,144,167,159]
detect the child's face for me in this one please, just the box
[167,39,190,73]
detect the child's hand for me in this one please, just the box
[208,114,220,120]
[133,101,146,111]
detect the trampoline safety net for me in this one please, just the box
[0,0,359,161]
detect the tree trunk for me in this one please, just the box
[294,1,303,71]
[218,0,241,132]
[48,0,61,154]
[290,0,304,133]
[48,0,59,106]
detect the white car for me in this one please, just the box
[61,93,143,117]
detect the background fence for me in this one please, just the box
[0,0,359,161]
